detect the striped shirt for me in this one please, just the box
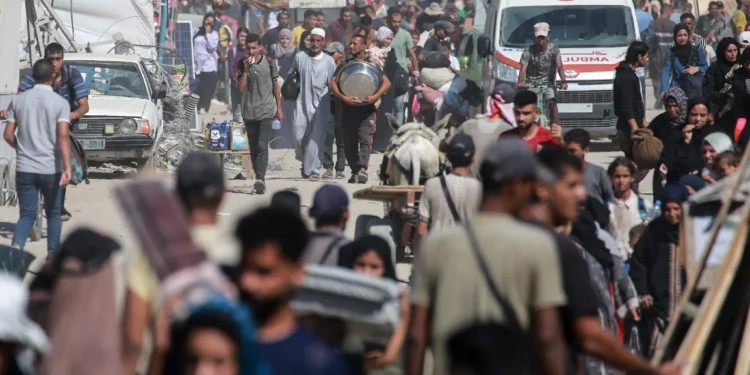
[18,65,89,109]
[668,34,707,51]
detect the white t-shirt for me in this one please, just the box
[449,55,460,71]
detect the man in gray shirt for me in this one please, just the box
[303,184,352,266]
[238,33,282,195]
[3,59,72,257]
[564,129,613,203]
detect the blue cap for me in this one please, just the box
[309,184,349,218]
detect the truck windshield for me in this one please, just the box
[499,6,636,48]
[68,61,149,99]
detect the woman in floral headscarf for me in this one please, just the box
[649,86,688,201]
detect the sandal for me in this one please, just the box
[309,173,322,181]
[61,211,72,222]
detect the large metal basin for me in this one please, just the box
[336,60,383,99]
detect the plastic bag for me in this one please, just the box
[626,325,642,356]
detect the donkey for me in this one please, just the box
[380,113,450,186]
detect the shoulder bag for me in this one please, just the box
[463,221,534,374]
[439,173,461,223]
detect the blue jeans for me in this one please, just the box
[393,93,406,125]
[12,172,63,255]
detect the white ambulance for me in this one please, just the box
[483,0,642,137]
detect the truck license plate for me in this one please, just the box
[82,139,105,150]
[558,103,593,113]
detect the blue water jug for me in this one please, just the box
[209,121,230,151]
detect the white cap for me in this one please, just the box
[0,274,48,353]
[534,22,550,37]
[740,31,750,47]
[311,28,325,38]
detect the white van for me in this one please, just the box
[483,0,641,137]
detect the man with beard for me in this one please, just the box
[330,35,391,184]
[261,9,290,53]
[500,90,563,151]
[421,20,451,57]
[235,207,349,374]
[327,7,354,44]
[528,148,681,375]
[648,5,676,110]
[292,28,337,180]
[388,10,419,123]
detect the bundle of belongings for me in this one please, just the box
[414,52,482,125]
[292,264,402,350]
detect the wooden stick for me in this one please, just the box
[653,140,750,363]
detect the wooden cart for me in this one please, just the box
[353,185,424,264]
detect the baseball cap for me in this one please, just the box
[355,0,367,8]
[325,42,345,54]
[740,31,750,48]
[447,134,476,160]
[480,138,555,184]
[534,22,550,37]
[176,151,225,199]
[309,184,349,219]
[396,1,406,8]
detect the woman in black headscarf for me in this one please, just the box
[348,235,406,374]
[650,87,689,200]
[630,183,689,357]
[702,37,740,121]
[298,30,312,53]
[661,23,708,99]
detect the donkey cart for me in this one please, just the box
[353,185,424,265]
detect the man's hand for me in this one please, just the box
[343,96,362,106]
[60,168,72,187]
[640,295,654,309]
[642,119,648,128]
[630,307,641,321]
[362,95,378,105]
[0,110,7,120]
[276,108,283,122]
[514,82,524,90]
[684,66,699,75]
[560,82,568,90]
[243,56,251,71]
[656,362,682,375]
[550,123,563,140]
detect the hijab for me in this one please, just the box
[350,235,397,281]
[299,30,312,52]
[274,28,296,58]
[664,87,688,128]
[376,26,393,43]
[672,23,693,66]
[660,183,689,242]
[716,37,740,75]
[703,132,734,154]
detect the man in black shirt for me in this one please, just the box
[261,9,290,53]
[329,35,391,184]
[421,20,452,59]
[524,148,680,375]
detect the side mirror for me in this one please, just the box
[477,35,492,58]
[155,89,167,99]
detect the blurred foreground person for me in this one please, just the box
[29,228,121,375]
[235,208,349,374]
[406,138,568,375]
[304,184,351,266]
[0,274,48,375]
[123,151,238,375]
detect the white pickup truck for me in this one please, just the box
[65,53,166,168]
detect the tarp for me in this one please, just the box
[22,0,156,60]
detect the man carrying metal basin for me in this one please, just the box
[330,35,391,184]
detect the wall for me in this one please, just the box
[0,0,22,162]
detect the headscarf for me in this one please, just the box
[40,229,122,375]
[350,235,397,281]
[703,132,735,154]
[672,23,693,66]
[165,297,271,375]
[299,30,312,52]
[660,183,689,241]
[679,174,707,192]
[377,26,393,43]
[716,37,740,75]
[664,87,688,128]
[274,28,296,58]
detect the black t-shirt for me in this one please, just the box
[526,220,600,374]
[422,37,443,55]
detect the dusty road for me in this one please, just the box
[0,80,662,283]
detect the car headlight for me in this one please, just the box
[493,61,518,82]
[119,119,138,134]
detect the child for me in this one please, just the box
[566,128,614,204]
[442,40,460,72]
[715,150,741,177]
[629,224,647,252]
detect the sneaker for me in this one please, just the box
[348,174,357,183]
[356,171,368,184]
[322,169,334,180]
[336,171,347,179]
[254,180,266,195]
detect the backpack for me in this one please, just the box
[637,196,648,222]
[68,134,88,185]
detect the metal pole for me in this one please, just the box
[158,0,169,61]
